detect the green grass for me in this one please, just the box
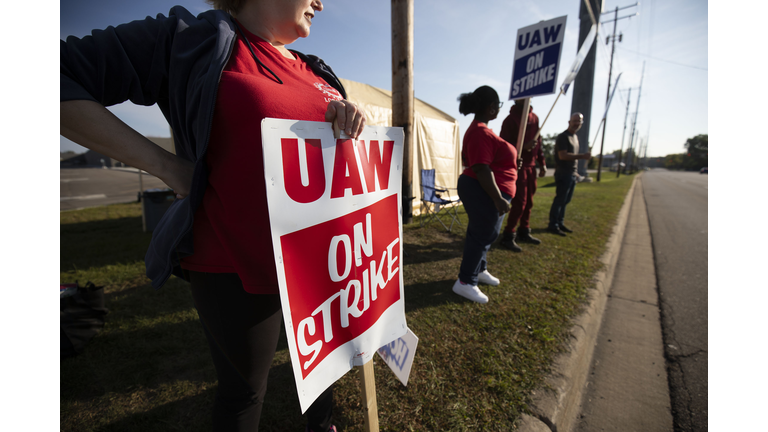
[60,174,635,432]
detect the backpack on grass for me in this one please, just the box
[60,281,108,358]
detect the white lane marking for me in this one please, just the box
[60,194,107,201]
[60,178,89,183]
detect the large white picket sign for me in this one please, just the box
[261,118,407,413]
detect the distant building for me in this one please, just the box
[600,154,615,168]
[60,136,175,168]
[60,149,112,168]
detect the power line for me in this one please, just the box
[616,46,707,71]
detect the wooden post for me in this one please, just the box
[392,0,414,224]
[514,98,531,169]
[357,359,379,431]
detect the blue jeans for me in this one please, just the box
[548,172,577,228]
[457,175,511,286]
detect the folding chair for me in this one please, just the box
[420,169,462,232]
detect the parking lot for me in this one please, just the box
[60,167,170,211]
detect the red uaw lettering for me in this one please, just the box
[356,140,395,192]
[280,195,401,377]
[281,138,325,203]
[330,139,364,198]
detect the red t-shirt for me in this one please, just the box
[499,105,545,168]
[180,24,344,294]
[461,120,518,197]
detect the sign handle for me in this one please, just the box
[531,88,564,143]
[514,98,531,170]
[357,359,379,432]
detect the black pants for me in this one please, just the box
[189,271,333,431]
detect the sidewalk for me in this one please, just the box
[517,174,672,432]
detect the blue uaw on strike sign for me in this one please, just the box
[509,15,567,100]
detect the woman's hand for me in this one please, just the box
[161,156,195,199]
[325,100,366,139]
[61,100,195,199]
[493,196,511,216]
[471,163,510,216]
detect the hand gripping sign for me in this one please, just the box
[261,118,407,413]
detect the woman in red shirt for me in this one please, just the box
[60,1,364,431]
[453,86,518,304]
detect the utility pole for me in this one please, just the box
[645,124,651,163]
[570,0,603,180]
[596,3,637,181]
[625,131,637,173]
[392,0,414,224]
[641,123,650,169]
[616,88,631,178]
[625,61,644,174]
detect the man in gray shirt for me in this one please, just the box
[547,113,591,236]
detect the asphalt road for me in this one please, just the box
[642,169,708,431]
[575,175,673,432]
[60,167,170,211]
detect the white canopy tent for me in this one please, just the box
[339,78,462,215]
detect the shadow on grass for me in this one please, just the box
[402,237,464,265]
[403,280,466,313]
[97,389,215,432]
[402,219,466,265]
[61,216,152,271]
[61,280,211,405]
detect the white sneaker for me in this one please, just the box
[477,270,500,286]
[452,279,489,304]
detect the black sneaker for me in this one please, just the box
[559,225,573,233]
[547,226,567,236]
[517,228,541,245]
[500,232,522,252]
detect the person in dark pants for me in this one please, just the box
[547,113,591,236]
[498,100,547,252]
[189,272,334,431]
[453,86,517,304]
[60,1,365,430]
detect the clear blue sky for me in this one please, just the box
[60,0,707,158]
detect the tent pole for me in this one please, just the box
[392,0,414,224]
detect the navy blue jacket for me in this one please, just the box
[61,7,347,288]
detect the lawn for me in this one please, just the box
[60,173,635,432]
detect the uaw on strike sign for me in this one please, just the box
[261,118,407,412]
[509,15,567,100]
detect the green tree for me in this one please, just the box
[683,134,708,171]
[541,133,557,168]
[664,153,685,170]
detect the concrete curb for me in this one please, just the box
[517,174,641,432]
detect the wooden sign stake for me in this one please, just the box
[357,359,379,432]
[514,97,531,169]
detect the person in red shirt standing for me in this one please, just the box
[498,100,547,252]
[453,86,517,304]
[60,1,365,431]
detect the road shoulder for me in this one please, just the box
[516,174,640,432]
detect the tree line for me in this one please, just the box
[538,133,707,172]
